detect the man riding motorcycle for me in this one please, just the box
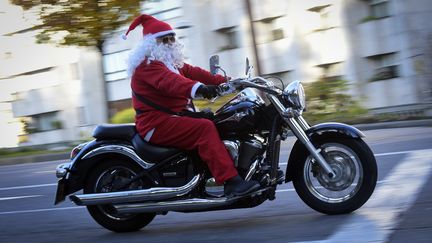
[123,14,260,196]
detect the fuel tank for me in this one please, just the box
[214,88,265,134]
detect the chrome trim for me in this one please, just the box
[114,198,232,214]
[113,187,270,214]
[267,94,300,118]
[81,144,154,169]
[223,140,240,167]
[296,116,311,131]
[218,111,249,123]
[56,163,71,178]
[70,174,201,206]
[245,159,259,181]
[285,118,335,178]
[283,80,305,110]
[304,144,363,203]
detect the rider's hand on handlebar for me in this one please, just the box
[196,85,219,99]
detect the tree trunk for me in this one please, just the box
[96,40,110,121]
[244,0,262,75]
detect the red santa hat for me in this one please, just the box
[122,14,175,40]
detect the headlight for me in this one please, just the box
[283,80,306,110]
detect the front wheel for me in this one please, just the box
[292,138,377,215]
[84,159,156,232]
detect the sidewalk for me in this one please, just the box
[0,119,430,166]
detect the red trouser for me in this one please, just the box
[148,116,238,184]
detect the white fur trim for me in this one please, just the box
[127,34,185,76]
[151,30,176,39]
[191,82,203,98]
[121,34,127,40]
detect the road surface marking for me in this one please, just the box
[0,183,57,191]
[297,149,432,243]
[33,170,54,174]
[0,195,43,201]
[0,206,81,216]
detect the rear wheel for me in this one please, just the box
[84,159,156,232]
[292,138,377,215]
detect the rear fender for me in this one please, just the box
[59,141,155,200]
[284,122,364,183]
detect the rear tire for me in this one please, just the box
[84,159,156,232]
[292,138,377,215]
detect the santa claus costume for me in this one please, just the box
[124,14,239,185]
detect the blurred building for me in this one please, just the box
[2,0,431,147]
[1,28,107,147]
[105,0,432,117]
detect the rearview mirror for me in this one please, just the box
[209,55,220,75]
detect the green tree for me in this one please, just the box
[303,78,368,124]
[10,0,142,119]
[10,0,141,51]
[110,108,135,124]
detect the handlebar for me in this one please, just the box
[217,77,282,97]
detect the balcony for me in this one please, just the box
[358,17,398,57]
[258,38,296,74]
[12,86,63,117]
[305,28,347,66]
[365,77,418,109]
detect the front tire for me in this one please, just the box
[84,158,156,232]
[292,138,377,215]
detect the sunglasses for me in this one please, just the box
[160,35,176,44]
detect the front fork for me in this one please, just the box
[268,95,336,178]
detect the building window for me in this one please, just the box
[103,50,129,81]
[24,112,62,133]
[255,16,286,44]
[318,62,344,81]
[308,4,336,31]
[215,27,239,51]
[367,53,399,81]
[370,0,390,19]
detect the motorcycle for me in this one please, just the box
[54,56,377,232]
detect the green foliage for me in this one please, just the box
[302,79,368,125]
[10,0,142,50]
[110,108,135,124]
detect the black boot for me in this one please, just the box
[224,175,260,197]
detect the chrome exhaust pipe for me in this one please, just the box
[114,197,235,214]
[70,175,201,206]
[113,188,269,214]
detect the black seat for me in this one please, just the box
[92,124,181,163]
[131,133,181,163]
[93,124,137,140]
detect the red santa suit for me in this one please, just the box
[124,14,238,184]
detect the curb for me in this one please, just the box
[0,119,430,166]
[352,119,431,131]
[0,153,70,166]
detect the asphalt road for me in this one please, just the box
[0,127,431,243]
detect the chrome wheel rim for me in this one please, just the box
[303,143,363,203]
[94,165,144,220]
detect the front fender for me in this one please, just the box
[284,122,364,183]
[306,122,364,140]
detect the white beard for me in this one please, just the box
[127,34,185,76]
